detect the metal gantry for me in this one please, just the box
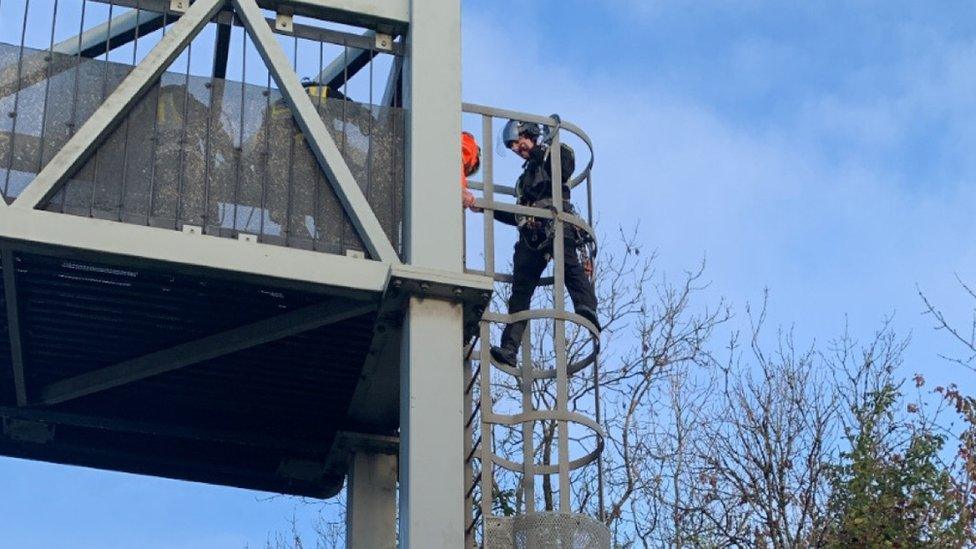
[462,104,609,548]
[0,0,608,545]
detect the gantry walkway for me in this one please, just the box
[0,0,607,545]
[0,0,489,501]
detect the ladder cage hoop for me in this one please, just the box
[463,103,606,547]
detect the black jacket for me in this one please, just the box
[496,143,576,226]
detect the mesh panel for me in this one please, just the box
[0,41,125,201]
[486,513,610,549]
[0,41,404,257]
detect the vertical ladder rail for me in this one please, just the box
[462,104,608,547]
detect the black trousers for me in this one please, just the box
[499,233,598,353]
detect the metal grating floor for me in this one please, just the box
[0,249,388,497]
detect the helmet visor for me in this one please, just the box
[501,119,521,148]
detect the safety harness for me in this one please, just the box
[514,115,597,281]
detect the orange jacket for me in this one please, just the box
[461,131,481,188]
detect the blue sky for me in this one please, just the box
[5,1,976,546]
[461,0,976,367]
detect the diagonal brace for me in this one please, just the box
[0,10,168,102]
[231,0,400,264]
[11,0,224,210]
[53,9,169,58]
[317,30,375,92]
[2,250,27,406]
[381,55,403,108]
[39,298,376,406]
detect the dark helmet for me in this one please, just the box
[501,119,541,148]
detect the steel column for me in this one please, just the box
[402,0,461,272]
[399,297,464,548]
[399,0,464,545]
[346,451,398,549]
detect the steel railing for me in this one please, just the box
[0,0,405,258]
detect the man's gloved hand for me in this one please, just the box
[541,114,561,145]
[462,189,482,212]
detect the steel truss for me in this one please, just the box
[0,0,608,546]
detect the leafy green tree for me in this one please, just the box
[826,382,967,547]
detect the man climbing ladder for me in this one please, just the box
[472,118,600,368]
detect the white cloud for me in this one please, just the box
[463,6,976,387]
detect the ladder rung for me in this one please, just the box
[465,401,481,429]
[465,435,482,463]
[464,364,481,395]
[465,506,484,535]
[464,335,480,361]
[465,469,482,499]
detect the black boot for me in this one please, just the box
[577,307,601,332]
[490,346,517,368]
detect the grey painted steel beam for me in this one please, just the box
[346,451,398,549]
[11,0,224,210]
[259,0,408,32]
[381,55,403,108]
[0,10,168,102]
[399,298,464,547]
[317,31,375,91]
[0,431,343,497]
[212,21,233,79]
[402,1,461,271]
[267,15,401,54]
[78,0,399,53]
[0,2,400,103]
[0,405,331,453]
[52,9,168,58]
[339,281,404,435]
[39,298,376,406]
[399,0,464,545]
[232,0,400,264]
[0,208,389,297]
[1,250,26,406]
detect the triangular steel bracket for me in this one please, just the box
[233,0,399,263]
[11,0,224,212]
[11,0,401,264]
